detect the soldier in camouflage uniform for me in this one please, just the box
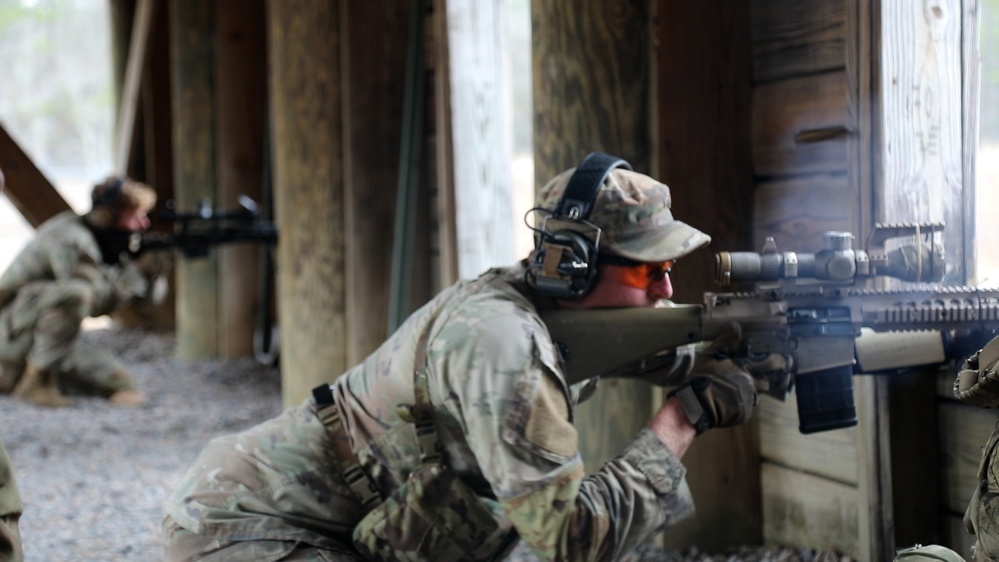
[0,175,160,408]
[162,158,769,561]
[0,167,24,562]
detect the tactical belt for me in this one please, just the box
[312,383,381,509]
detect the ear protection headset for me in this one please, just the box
[93,177,125,208]
[530,152,632,299]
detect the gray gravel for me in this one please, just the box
[0,322,853,562]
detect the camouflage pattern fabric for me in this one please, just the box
[164,264,696,561]
[0,441,23,562]
[0,211,149,394]
[954,335,999,561]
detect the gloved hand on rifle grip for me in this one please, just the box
[667,371,758,435]
[694,321,794,400]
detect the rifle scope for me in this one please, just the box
[715,231,945,285]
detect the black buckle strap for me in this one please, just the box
[311,383,380,509]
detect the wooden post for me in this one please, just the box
[532,0,653,481]
[267,0,347,406]
[170,0,219,358]
[217,0,267,358]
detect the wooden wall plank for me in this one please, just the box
[753,174,854,250]
[752,71,851,178]
[876,0,966,284]
[655,1,758,550]
[114,0,155,174]
[170,0,219,358]
[758,393,858,485]
[944,514,976,560]
[445,0,515,280]
[762,463,860,558]
[751,0,847,83]
[341,0,411,362]
[216,0,266,358]
[268,0,346,406]
[0,125,71,228]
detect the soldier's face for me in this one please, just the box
[559,264,673,309]
[114,206,151,232]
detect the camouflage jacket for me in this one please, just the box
[0,211,148,316]
[167,264,695,561]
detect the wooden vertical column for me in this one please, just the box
[532,0,653,475]
[217,0,267,358]
[268,0,347,406]
[171,0,219,358]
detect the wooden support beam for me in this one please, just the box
[114,0,156,174]
[170,0,219,358]
[268,0,347,407]
[0,124,71,228]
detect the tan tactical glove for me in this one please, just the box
[954,335,999,408]
[668,371,758,435]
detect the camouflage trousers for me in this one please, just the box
[0,280,132,396]
[161,516,362,561]
[0,441,23,562]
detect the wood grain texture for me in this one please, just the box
[341,0,411,362]
[446,0,516,280]
[753,174,854,251]
[758,391,858,485]
[752,71,851,178]
[268,0,347,406]
[216,0,266,359]
[655,1,759,550]
[171,0,219,359]
[762,463,860,558]
[877,0,966,284]
[751,0,847,83]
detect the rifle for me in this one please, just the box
[539,223,999,434]
[129,195,278,258]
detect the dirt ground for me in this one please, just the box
[0,321,852,562]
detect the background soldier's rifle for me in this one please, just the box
[130,195,278,258]
[540,223,999,434]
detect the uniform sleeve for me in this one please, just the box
[432,308,695,562]
[42,230,148,316]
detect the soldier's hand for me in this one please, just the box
[132,249,174,278]
[668,370,758,435]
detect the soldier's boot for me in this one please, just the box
[106,369,145,407]
[0,364,19,394]
[10,362,72,408]
[108,389,145,407]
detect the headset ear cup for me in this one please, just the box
[533,229,599,298]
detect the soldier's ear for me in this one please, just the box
[85,206,115,229]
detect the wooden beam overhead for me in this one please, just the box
[0,124,71,228]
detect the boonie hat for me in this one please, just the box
[536,167,711,262]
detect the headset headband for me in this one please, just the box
[95,177,125,207]
[554,152,632,220]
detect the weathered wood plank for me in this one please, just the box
[752,71,850,178]
[445,0,515,280]
[877,0,966,284]
[753,174,854,251]
[114,0,155,174]
[429,0,458,290]
[758,391,858,485]
[216,0,266,359]
[751,0,847,83]
[170,0,219,359]
[655,0,758,550]
[761,463,860,558]
[342,0,411,362]
[938,401,997,513]
[268,0,346,406]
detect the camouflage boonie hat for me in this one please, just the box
[536,167,711,262]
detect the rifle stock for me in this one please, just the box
[539,224,999,434]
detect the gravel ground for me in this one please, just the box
[0,322,853,562]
